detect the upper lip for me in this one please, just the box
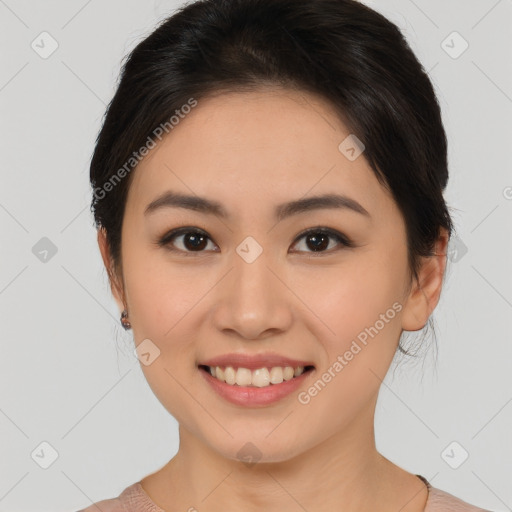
[199,352,315,370]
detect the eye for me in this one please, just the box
[157,226,354,255]
[290,227,354,255]
[157,227,217,254]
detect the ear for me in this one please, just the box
[97,228,125,313]
[401,227,450,332]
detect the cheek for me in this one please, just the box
[302,252,404,325]
[123,252,203,422]
[298,253,406,373]
[297,274,404,428]
[122,245,208,338]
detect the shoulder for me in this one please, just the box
[426,485,493,512]
[75,481,161,512]
[78,496,126,512]
[76,482,141,512]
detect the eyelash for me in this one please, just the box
[156,226,355,256]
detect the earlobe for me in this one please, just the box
[97,228,125,311]
[401,228,449,332]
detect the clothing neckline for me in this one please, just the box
[133,474,432,512]
[416,474,431,511]
[416,473,432,490]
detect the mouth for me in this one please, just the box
[198,364,315,388]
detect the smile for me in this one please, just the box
[199,364,315,388]
[198,363,315,407]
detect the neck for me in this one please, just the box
[142,398,428,512]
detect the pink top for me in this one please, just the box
[77,475,492,512]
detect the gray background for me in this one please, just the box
[0,0,511,511]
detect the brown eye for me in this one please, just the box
[290,228,353,254]
[158,228,216,253]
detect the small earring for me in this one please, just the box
[120,309,132,330]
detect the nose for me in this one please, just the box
[211,243,293,340]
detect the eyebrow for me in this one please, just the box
[144,190,371,221]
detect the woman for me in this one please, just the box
[81,0,492,510]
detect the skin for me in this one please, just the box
[98,87,449,512]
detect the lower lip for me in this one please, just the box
[199,366,314,407]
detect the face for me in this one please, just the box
[99,88,443,464]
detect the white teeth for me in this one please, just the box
[284,366,295,380]
[252,368,270,387]
[235,367,252,386]
[224,366,236,385]
[206,365,308,387]
[269,367,284,384]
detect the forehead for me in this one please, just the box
[126,88,395,221]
